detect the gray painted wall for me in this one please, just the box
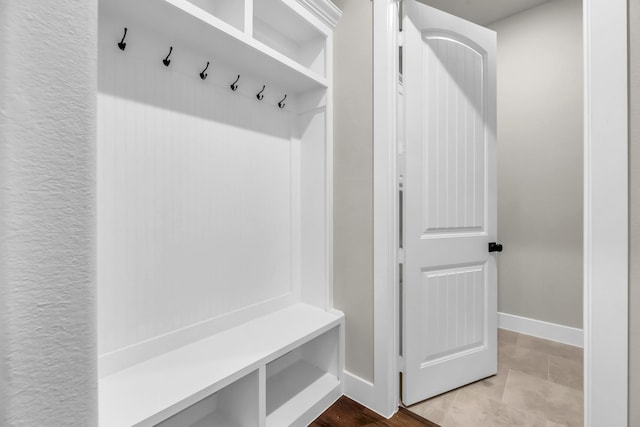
[0,0,98,425]
[629,0,639,423]
[489,0,584,329]
[332,0,375,381]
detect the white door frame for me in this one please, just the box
[370,0,629,425]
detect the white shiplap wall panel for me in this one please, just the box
[97,23,294,358]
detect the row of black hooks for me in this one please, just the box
[118,27,287,109]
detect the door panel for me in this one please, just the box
[402,0,497,405]
[423,34,486,234]
[421,263,486,363]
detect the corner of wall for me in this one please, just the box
[332,0,375,383]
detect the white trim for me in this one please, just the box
[372,0,400,419]
[326,31,335,312]
[498,312,583,348]
[342,371,395,418]
[294,0,342,28]
[583,0,628,426]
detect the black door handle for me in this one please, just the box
[489,242,503,253]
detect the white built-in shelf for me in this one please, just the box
[187,0,245,32]
[266,361,340,427]
[100,0,328,93]
[254,0,327,77]
[190,412,244,427]
[265,324,341,426]
[157,370,259,427]
[99,304,343,427]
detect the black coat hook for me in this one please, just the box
[118,27,128,51]
[256,85,266,101]
[278,94,287,109]
[163,46,173,67]
[230,75,240,91]
[200,61,210,80]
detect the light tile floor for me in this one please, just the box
[408,329,583,427]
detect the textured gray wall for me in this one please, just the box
[332,0,375,381]
[489,0,584,328]
[629,0,640,423]
[0,0,98,425]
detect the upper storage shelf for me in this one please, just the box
[253,0,328,77]
[100,0,328,93]
[187,0,246,32]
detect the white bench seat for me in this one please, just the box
[99,304,343,427]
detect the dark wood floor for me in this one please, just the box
[310,396,440,427]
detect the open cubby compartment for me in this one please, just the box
[157,370,259,427]
[185,0,247,32]
[253,0,327,77]
[265,326,341,427]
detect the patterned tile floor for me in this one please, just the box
[407,329,583,427]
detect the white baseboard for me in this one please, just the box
[343,371,392,418]
[498,312,583,348]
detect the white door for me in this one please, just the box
[401,0,498,405]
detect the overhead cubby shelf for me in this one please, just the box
[253,0,328,77]
[186,0,246,32]
[100,0,328,93]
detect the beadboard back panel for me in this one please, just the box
[299,108,328,308]
[422,34,486,235]
[97,14,299,370]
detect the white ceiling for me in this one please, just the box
[416,0,554,26]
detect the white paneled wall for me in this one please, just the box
[299,108,327,307]
[97,15,299,370]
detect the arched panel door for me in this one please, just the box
[402,0,498,405]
